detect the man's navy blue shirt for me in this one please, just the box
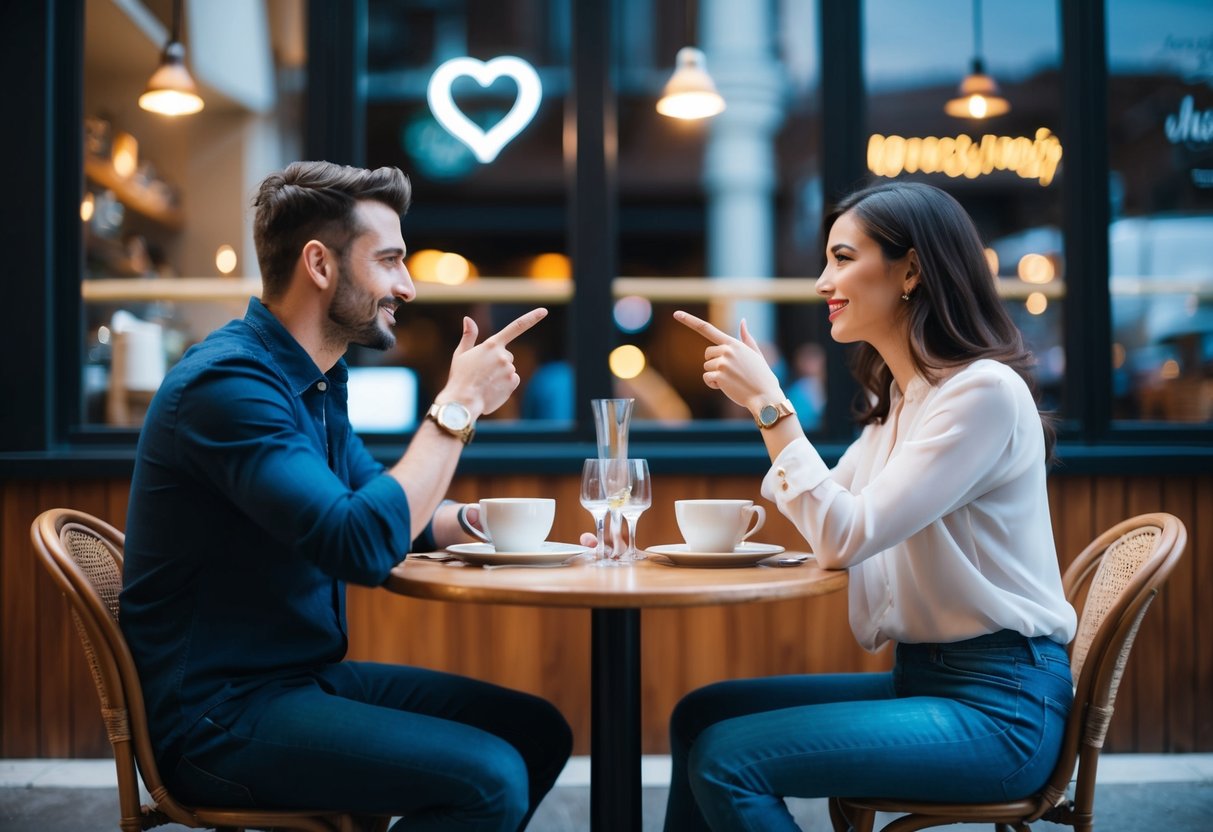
[121,299,426,764]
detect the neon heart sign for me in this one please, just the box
[426,56,542,164]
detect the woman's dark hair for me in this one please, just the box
[825,181,1056,459]
[252,161,412,299]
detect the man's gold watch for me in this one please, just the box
[754,399,796,429]
[426,401,475,445]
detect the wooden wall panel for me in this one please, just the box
[1195,476,1213,750]
[2,472,1210,758]
[1162,476,1197,753]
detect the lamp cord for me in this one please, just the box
[972,0,983,63]
[171,0,183,44]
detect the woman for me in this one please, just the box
[667,181,1077,831]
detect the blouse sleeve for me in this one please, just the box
[761,371,1031,570]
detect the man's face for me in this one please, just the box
[326,201,414,351]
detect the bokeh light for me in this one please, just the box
[215,244,238,275]
[529,252,571,280]
[609,345,646,379]
[1017,253,1055,285]
[613,295,653,333]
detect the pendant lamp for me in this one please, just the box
[945,0,1009,119]
[656,1,724,120]
[138,0,204,116]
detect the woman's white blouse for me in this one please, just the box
[761,359,1077,652]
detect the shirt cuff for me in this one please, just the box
[760,437,833,506]
[412,498,453,554]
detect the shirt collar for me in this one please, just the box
[890,372,930,405]
[242,298,334,396]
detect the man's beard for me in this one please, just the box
[327,266,398,351]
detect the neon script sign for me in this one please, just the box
[868,128,1063,186]
[427,56,542,163]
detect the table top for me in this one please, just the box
[385,553,847,609]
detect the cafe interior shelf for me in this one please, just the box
[80,276,1078,305]
[84,156,185,231]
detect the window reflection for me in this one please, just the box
[364,0,570,427]
[864,0,1065,414]
[80,0,308,428]
[1108,0,1213,424]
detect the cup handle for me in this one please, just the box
[740,505,766,542]
[463,505,492,544]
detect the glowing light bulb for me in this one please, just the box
[215,244,238,275]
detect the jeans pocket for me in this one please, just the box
[935,650,1022,691]
[1000,694,1067,800]
[172,753,256,807]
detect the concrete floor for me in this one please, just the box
[3,755,1211,831]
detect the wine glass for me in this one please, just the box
[621,459,651,561]
[580,459,610,562]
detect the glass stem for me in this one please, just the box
[595,513,607,561]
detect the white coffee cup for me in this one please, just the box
[468,498,556,552]
[674,499,766,553]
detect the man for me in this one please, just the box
[120,161,571,831]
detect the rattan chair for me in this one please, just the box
[828,512,1188,832]
[31,508,392,832]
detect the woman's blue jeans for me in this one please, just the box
[665,631,1073,832]
[165,661,572,832]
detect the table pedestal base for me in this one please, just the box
[591,607,641,832]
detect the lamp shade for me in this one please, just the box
[138,41,204,116]
[656,47,725,120]
[944,58,1009,119]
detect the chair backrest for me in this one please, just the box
[30,508,186,824]
[1034,512,1187,814]
[31,508,391,832]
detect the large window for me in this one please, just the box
[1107,0,1213,425]
[16,0,1206,468]
[79,0,308,428]
[864,0,1066,413]
[360,0,827,434]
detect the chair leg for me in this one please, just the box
[828,797,875,832]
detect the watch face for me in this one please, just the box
[441,403,471,430]
[759,404,778,426]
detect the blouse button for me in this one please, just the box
[317,381,328,392]
[776,467,786,478]
[781,482,789,491]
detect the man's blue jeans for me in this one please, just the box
[166,661,572,832]
[664,631,1073,832]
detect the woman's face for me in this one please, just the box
[815,210,916,349]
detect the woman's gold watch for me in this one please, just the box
[754,399,796,429]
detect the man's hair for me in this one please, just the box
[252,161,411,299]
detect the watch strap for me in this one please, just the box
[754,399,796,429]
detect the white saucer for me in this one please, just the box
[645,542,785,568]
[445,541,588,566]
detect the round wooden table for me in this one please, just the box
[385,554,847,832]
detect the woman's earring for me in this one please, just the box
[901,292,911,302]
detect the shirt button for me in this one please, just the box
[776,467,786,478]
[781,482,789,491]
[317,381,328,392]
